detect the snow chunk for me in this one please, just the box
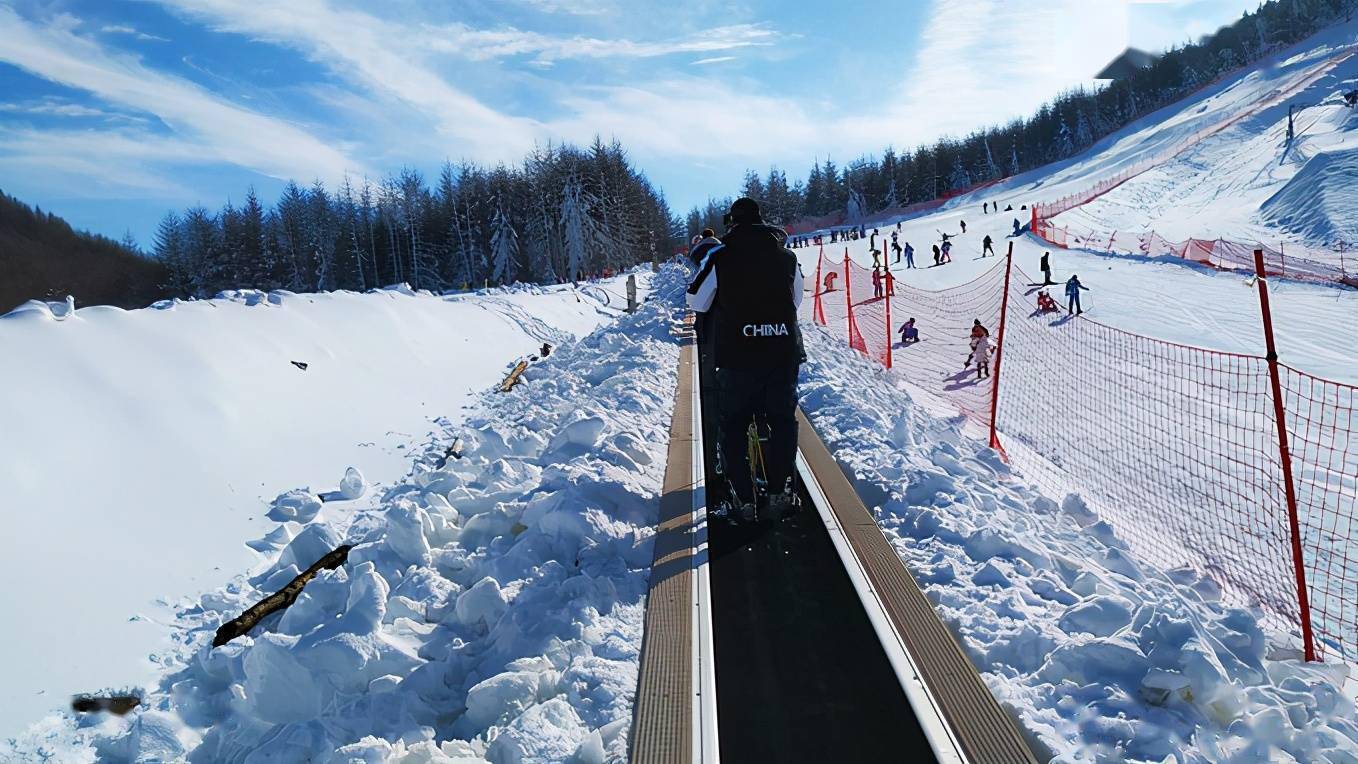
[338,466,366,500]
[267,489,324,524]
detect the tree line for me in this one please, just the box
[0,189,171,313]
[688,0,1358,237]
[153,138,677,298]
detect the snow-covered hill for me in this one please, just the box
[0,275,649,743]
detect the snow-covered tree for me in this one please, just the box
[490,199,519,285]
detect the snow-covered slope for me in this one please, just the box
[4,267,684,762]
[0,274,649,743]
[798,327,1358,762]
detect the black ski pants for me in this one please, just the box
[717,364,800,504]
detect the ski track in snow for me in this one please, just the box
[2,267,684,763]
[0,274,655,753]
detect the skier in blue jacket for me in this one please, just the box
[1065,274,1089,315]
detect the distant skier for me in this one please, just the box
[872,266,883,298]
[904,242,916,269]
[898,317,919,345]
[1012,218,1022,237]
[1040,251,1054,285]
[941,239,953,263]
[983,201,989,214]
[931,243,942,266]
[870,228,879,250]
[982,234,995,257]
[891,239,903,263]
[1065,274,1089,315]
[960,220,967,234]
[965,319,990,368]
[871,248,882,268]
[970,333,992,379]
[884,268,895,296]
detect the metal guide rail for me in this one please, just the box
[632,325,1037,763]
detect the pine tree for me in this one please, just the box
[490,198,519,285]
[982,139,1001,180]
[1053,121,1075,158]
[948,155,972,191]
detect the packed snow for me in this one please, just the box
[798,325,1358,762]
[0,274,650,744]
[3,267,682,761]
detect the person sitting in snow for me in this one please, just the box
[898,317,919,345]
[1036,289,1059,314]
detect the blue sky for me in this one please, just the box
[0,0,1263,246]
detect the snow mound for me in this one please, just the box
[3,264,686,762]
[1261,146,1358,247]
[797,323,1358,762]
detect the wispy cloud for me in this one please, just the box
[0,96,143,121]
[100,23,168,42]
[142,0,541,162]
[514,0,614,16]
[417,23,778,65]
[0,6,362,184]
[691,56,737,66]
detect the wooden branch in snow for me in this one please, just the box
[213,544,353,647]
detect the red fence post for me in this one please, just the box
[1255,248,1317,662]
[843,250,852,348]
[812,249,825,326]
[988,247,1014,457]
[885,265,893,370]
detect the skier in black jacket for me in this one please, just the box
[687,198,805,521]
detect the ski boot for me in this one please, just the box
[764,478,802,522]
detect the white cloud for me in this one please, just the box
[691,56,737,66]
[142,0,541,163]
[0,96,142,120]
[0,124,203,197]
[514,0,614,16]
[100,23,169,42]
[416,22,777,65]
[0,6,363,185]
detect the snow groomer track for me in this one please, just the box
[629,326,1037,763]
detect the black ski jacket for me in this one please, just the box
[687,223,804,370]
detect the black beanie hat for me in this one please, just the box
[729,197,762,224]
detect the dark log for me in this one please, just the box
[71,695,140,715]
[212,544,352,647]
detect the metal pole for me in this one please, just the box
[988,247,1014,457]
[1254,248,1317,661]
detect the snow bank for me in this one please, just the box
[797,324,1358,762]
[2,265,684,762]
[0,270,650,741]
[1262,146,1358,247]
